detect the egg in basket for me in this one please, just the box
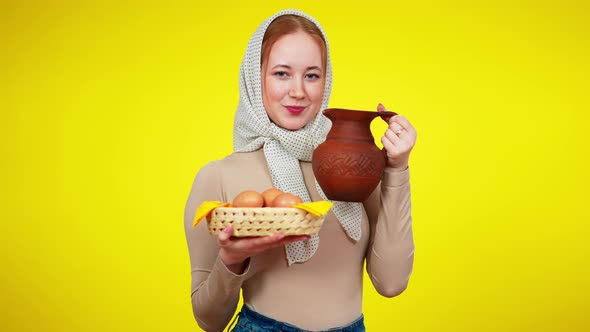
[193,189,333,237]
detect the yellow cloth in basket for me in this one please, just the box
[291,201,333,217]
[193,201,231,227]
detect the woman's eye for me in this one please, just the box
[306,73,320,79]
[273,71,288,77]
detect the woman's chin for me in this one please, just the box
[276,119,307,131]
[283,124,304,131]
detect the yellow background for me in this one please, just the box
[2,0,589,331]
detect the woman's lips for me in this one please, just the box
[285,106,305,115]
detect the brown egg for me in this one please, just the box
[271,193,303,207]
[261,188,283,207]
[232,190,264,207]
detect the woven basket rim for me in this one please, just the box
[213,206,305,211]
[208,206,326,236]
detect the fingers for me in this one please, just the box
[391,115,417,141]
[384,127,403,145]
[382,123,412,159]
[376,103,415,134]
[382,134,401,157]
[219,228,310,252]
[388,121,406,137]
[218,228,311,268]
[279,235,311,246]
[393,114,413,131]
[240,233,309,248]
[250,232,285,248]
[218,225,234,246]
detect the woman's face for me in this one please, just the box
[261,30,325,130]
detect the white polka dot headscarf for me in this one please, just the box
[233,9,362,265]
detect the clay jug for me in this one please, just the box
[312,108,396,202]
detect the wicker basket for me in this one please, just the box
[208,207,326,237]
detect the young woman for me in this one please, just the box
[184,9,416,332]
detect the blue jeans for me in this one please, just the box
[229,305,365,332]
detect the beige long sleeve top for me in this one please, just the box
[184,149,414,331]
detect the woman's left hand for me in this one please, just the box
[378,103,417,171]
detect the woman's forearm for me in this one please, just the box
[366,168,415,297]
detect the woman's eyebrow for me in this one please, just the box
[271,64,291,70]
[270,64,322,72]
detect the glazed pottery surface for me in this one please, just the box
[312,108,396,202]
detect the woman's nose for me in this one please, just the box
[288,79,305,99]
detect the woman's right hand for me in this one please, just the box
[218,225,309,274]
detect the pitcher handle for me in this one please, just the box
[378,110,397,123]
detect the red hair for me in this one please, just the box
[261,15,327,72]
